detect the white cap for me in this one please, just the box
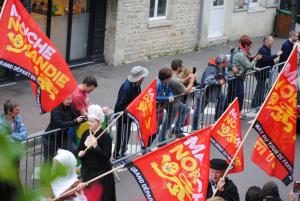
[51,149,78,197]
[87,104,105,123]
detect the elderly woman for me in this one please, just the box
[227,35,262,118]
[77,104,116,201]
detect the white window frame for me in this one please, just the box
[149,0,168,21]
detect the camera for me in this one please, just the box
[81,115,88,121]
[215,74,224,80]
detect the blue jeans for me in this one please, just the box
[226,78,244,111]
[158,102,190,141]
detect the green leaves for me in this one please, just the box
[0,122,68,201]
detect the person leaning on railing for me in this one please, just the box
[155,67,174,144]
[42,95,86,161]
[251,35,283,109]
[192,55,229,131]
[226,35,262,119]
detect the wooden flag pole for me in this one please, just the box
[212,47,297,197]
[0,0,8,19]
[80,111,124,155]
[52,164,126,201]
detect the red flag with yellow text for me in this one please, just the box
[0,0,77,113]
[211,98,244,173]
[126,79,157,148]
[127,126,211,201]
[251,48,298,185]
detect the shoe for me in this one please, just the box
[240,114,247,120]
[113,158,129,167]
[176,133,186,138]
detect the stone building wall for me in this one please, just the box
[104,0,201,65]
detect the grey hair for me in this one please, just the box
[289,31,298,38]
[215,54,228,65]
[263,35,273,43]
[3,99,19,115]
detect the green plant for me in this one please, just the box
[193,44,199,51]
[0,122,67,201]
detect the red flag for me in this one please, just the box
[0,0,77,113]
[126,79,157,148]
[211,98,244,173]
[127,127,211,201]
[251,48,298,185]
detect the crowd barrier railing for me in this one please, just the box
[19,62,286,190]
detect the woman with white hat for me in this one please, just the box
[77,104,116,201]
[49,149,87,201]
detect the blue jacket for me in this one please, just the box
[279,39,293,63]
[156,78,173,102]
[0,114,27,142]
[114,79,141,112]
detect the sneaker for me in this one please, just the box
[113,159,129,167]
[240,114,247,120]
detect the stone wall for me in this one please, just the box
[104,0,201,65]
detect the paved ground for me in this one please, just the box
[0,36,285,134]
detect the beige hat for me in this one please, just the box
[87,104,105,123]
[51,149,78,197]
[128,66,149,82]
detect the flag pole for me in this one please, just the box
[80,111,124,155]
[212,47,297,197]
[52,164,126,201]
[0,0,8,20]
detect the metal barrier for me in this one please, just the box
[19,62,287,190]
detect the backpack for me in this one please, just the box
[227,47,239,72]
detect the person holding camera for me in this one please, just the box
[192,55,229,131]
[43,95,86,160]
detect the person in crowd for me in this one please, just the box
[72,75,98,116]
[168,59,196,136]
[43,95,85,160]
[155,67,174,144]
[77,104,116,201]
[113,66,149,160]
[226,35,262,119]
[0,99,27,142]
[245,185,263,201]
[49,149,87,201]
[251,35,283,108]
[262,181,283,201]
[278,31,299,71]
[192,55,229,131]
[206,158,239,201]
[0,100,27,201]
[206,197,226,201]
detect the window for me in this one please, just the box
[149,0,168,20]
[234,0,276,11]
[266,0,279,7]
[234,0,249,11]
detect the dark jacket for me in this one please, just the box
[256,44,277,79]
[114,79,141,112]
[257,44,277,68]
[206,178,240,201]
[200,61,228,102]
[46,104,79,132]
[77,130,116,201]
[45,104,79,142]
[279,39,293,63]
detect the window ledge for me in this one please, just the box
[248,6,266,13]
[148,19,173,28]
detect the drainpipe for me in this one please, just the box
[197,0,204,48]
